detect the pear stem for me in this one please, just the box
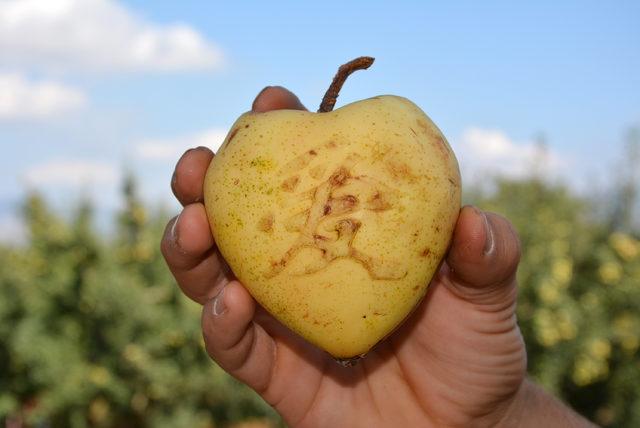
[334,355,364,367]
[318,56,375,113]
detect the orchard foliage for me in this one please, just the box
[0,171,638,427]
[0,176,278,428]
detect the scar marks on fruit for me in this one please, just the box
[218,123,256,154]
[279,148,320,176]
[281,175,300,192]
[257,213,275,233]
[309,164,328,180]
[279,140,341,181]
[217,127,240,153]
[324,194,358,215]
[367,191,392,211]
[284,211,307,232]
[266,161,406,281]
[329,166,350,186]
[415,118,451,161]
[415,118,431,134]
[230,126,240,139]
[386,160,419,183]
[276,140,345,199]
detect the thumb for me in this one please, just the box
[444,206,521,309]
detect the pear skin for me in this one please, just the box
[204,95,461,359]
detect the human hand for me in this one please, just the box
[161,87,592,427]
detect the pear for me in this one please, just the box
[204,57,461,362]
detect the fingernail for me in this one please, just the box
[170,213,183,251]
[482,211,495,255]
[171,170,178,190]
[211,286,227,316]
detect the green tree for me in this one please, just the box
[2,169,639,427]
[609,127,640,232]
[0,182,278,427]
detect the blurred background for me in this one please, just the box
[0,0,638,427]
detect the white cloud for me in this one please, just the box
[452,127,566,180]
[0,0,223,73]
[135,128,228,161]
[23,159,119,187]
[0,72,86,119]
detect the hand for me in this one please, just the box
[161,87,592,427]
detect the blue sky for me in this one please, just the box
[0,0,639,242]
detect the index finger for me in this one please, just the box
[252,86,307,112]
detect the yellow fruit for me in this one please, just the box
[204,58,461,360]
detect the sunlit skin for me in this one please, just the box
[161,87,594,427]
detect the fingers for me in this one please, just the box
[444,205,521,308]
[201,281,276,393]
[171,146,214,206]
[252,86,307,112]
[161,203,230,304]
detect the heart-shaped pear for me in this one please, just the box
[204,58,461,361]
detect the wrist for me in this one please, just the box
[496,378,596,428]
[494,378,532,427]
